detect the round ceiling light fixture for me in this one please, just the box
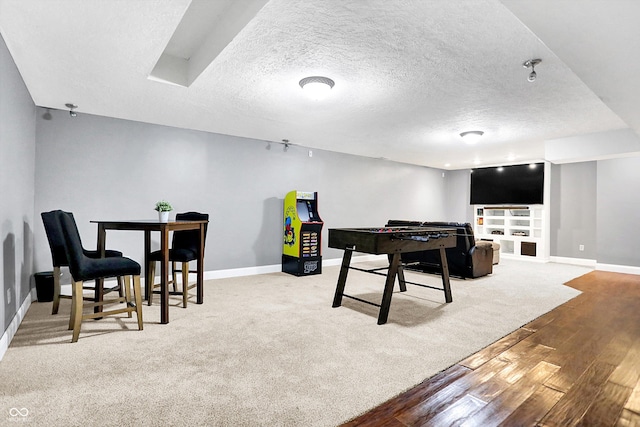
[459,130,484,144]
[299,76,335,100]
[523,58,542,82]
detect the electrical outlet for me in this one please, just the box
[308,150,313,157]
[579,244,585,251]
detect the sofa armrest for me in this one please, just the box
[468,243,493,278]
[475,240,493,250]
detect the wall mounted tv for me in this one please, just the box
[470,162,544,205]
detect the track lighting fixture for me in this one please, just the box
[65,103,78,117]
[523,59,541,82]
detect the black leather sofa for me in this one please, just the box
[386,220,493,278]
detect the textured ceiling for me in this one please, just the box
[1,0,638,169]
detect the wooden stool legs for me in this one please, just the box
[148,261,194,308]
[69,274,143,343]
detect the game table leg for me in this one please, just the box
[439,247,453,303]
[332,246,354,308]
[378,253,401,324]
[397,262,407,292]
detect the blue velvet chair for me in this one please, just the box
[57,211,144,342]
[41,210,125,315]
[148,211,209,308]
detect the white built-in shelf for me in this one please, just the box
[474,205,548,260]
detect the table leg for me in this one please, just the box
[378,253,401,325]
[160,226,169,324]
[332,246,354,308]
[95,224,107,314]
[144,230,151,302]
[439,247,453,303]
[397,263,407,292]
[196,223,204,304]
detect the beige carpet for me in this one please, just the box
[0,259,590,426]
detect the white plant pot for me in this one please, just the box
[158,211,170,223]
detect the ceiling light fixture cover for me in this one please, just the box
[299,76,335,100]
[459,130,484,144]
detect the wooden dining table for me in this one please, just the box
[91,219,208,324]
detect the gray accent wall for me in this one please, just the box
[444,169,473,223]
[596,157,640,267]
[33,109,448,276]
[0,33,36,335]
[549,162,597,259]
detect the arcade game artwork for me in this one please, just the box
[282,190,323,276]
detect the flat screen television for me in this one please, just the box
[470,162,544,205]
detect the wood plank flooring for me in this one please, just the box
[341,270,640,427]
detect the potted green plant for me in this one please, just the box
[155,200,173,223]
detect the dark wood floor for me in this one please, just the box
[341,270,640,427]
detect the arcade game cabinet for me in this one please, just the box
[282,190,323,276]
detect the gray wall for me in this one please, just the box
[444,169,473,223]
[596,157,640,267]
[0,33,36,335]
[549,162,597,259]
[33,109,449,276]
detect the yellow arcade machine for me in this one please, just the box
[282,190,323,276]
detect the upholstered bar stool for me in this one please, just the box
[57,211,143,343]
[148,212,209,308]
[41,210,125,315]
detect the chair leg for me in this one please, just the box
[148,261,156,306]
[68,281,76,331]
[182,262,189,308]
[172,261,178,293]
[123,274,132,318]
[52,266,61,315]
[132,275,143,331]
[71,280,84,343]
[117,276,124,298]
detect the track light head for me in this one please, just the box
[523,59,541,83]
[65,103,78,117]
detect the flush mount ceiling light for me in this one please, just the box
[459,130,484,144]
[299,76,335,100]
[523,58,542,82]
[65,103,78,117]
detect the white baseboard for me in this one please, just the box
[0,289,35,362]
[549,256,639,275]
[595,263,640,275]
[549,256,597,268]
[500,254,549,263]
[204,254,386,280]
[204,264,281,279]
[322,254,387,267]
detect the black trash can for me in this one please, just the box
[34,271,54,302]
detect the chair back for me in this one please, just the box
[173,212,209,254]
[58,211,91,281]
[42,210,69,267]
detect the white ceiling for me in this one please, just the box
[1,0,639,170]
